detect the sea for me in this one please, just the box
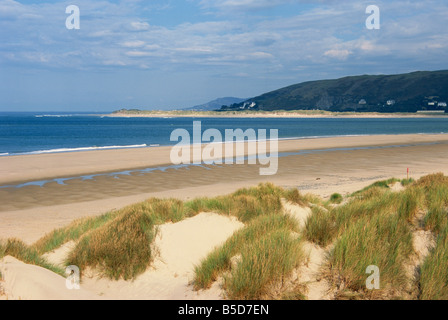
[1,112,448,156]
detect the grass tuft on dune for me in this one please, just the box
[329,212,413,299]
[418,174,448,300]
[2,175,448,300]
[186,183,286,222]
[0,238,64,276]
[33,211,120,255]
[27,183,313,282]
[66,207,156,280]
[303,173,448,299]
[419,227,448,300]
[193,214,304,299]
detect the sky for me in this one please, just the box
[0,0,447,112]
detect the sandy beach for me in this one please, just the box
[1,133,448,300]
[3,0,448,302]
[106,111,448,119]
[1,133,448,243]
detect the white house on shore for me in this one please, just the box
[387,100,396,106]
[240,102,257,110]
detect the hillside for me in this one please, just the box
[221,71,448,113]
[185,97,246,111]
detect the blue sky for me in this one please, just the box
[1,0,447,111]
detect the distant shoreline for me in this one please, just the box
[106,110,448,118]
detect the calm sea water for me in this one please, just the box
[1,112,448,156]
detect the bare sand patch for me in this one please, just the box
[0,256,99,300]
[282,200,312,229]
[390,182,406,193]
[42,241,76,269]
[299,242,334,300]
[407,230,437,285]
[79,212,243,300]
[0,212,243,300]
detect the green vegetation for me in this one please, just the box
[419,227,448,300]
[304,187,405,247]
[303,206,336,247]
[419,174,448,233]
[112,108,344,117]
[188,184,311,299]
[66,208,156,280]
[329,213,413,299]
[351,178,401,197]
[185,97,246,111]
[397,186,425,223]
[330,193,343,204]
[0,238,64,276]
[424,203,448,234]
[26,183,311,282]
[1,174,448,300]
[111,108,441,118]
[401,178,415,187]
[226,230,303,300]
[34,210,121,254]
[221,70,448,113]
[35,198,194,280]
[284,188,320,206]
[186,183,287,223]
[300,173,448,299]
[193,214,304,300]
[417,174,448,300]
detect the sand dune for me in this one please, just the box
[0,212,243,300]
[2,134,448,300]
[0,256,99,300]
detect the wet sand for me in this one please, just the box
[1,134,448,243]
[1,133,446,185]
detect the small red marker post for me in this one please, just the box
[407,168,409,180]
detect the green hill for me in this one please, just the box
[185,97,246,111]
[221,70,448,113]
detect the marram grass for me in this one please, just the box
[193,214,304,299]
[2,175,448,300]
[303,206,336,247]
[26,183,313,282]
[225,230,303,300]
[33,210,120,255]
[329,212,413,299]
[303,173,448,299]
[0,238,64,276]
[66,207,156,280]
[419,227,448,300]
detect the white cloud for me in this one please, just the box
[103,60,127,66]
[1,0,447,80]
[200,0,292,11]
[250,51,274,59]
[0,0,26,18]
[129,21,150,31]
[121,40,146,48]
[324,49,352,60]
[126,51,156,57]
[175,46,214,53]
